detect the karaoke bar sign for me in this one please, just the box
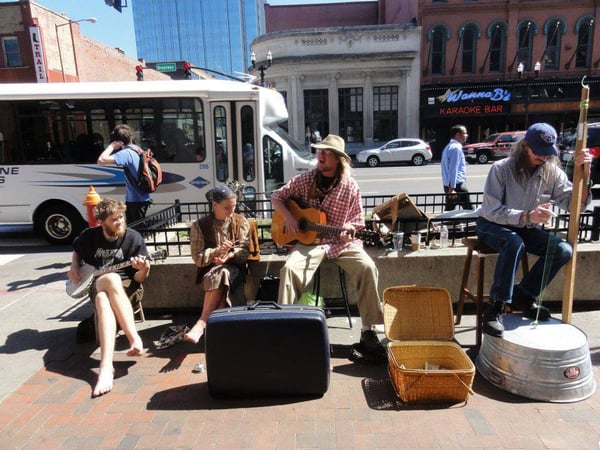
[431,87,511,116]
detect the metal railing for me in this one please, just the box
[132,193,600,257]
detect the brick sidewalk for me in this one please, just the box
[1,314,599,449]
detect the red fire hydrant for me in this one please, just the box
[84,186,101,227]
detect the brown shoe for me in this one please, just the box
[482,300,504,337]
[511,287,551,321]
[360,329,384,353]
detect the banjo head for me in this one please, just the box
[65,279,92,298]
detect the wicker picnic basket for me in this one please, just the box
[383,285,475,404]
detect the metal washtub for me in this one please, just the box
[476,313,596,402]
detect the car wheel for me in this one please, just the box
[36,204,86,245]
[477,152,490,164]
[366,155,380,167]
[412,154,425,166]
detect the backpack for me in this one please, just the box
[124,144,163,193]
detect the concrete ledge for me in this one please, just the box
[143,243,600,310]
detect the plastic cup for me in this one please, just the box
[410,232,421,251]
[393,232,404,252]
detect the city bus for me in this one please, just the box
[0,80,316,243]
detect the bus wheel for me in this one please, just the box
[37,205,86,245]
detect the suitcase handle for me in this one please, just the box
[248,301,282,310]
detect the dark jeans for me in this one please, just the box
[126,201,150,224]
[476,217,572,303]
[444,182,473,211]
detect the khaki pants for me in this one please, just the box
[278,244,383,327]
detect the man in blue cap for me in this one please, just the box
[477,123,593,337]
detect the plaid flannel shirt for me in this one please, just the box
[271,169,365,259]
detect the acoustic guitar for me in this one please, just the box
[66,249,168,299]
[271,199,380,246]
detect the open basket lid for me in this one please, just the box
[383,285,454,341]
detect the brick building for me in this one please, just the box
[419,0,600,157]
[0,0,168,83]
[258,0,599,158]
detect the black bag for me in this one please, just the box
[76,314,96,344]
[255,275,280,302]
[206,301,330,397]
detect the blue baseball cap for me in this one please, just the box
[524,123,558,156]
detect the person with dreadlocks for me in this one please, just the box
[478,123,592,338]
[271,134,385,362]
[183,185,250,345]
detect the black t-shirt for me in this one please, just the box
[73,226,147,284]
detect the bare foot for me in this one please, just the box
[184,321,205,344]
[126,335,144,356]
[92,367,114,398]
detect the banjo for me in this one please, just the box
[66,249,168,299]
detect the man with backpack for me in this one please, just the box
[98,124,152,224]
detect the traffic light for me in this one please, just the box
[135,65,143,81]
[105,0,123,13]
[183,62,192,80]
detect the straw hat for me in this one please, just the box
[311,134,351,162]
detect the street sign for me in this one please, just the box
[156,63,177,73]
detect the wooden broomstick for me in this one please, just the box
[561,77,590,323]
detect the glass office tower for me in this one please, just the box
[132,0,265,77]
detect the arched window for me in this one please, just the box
[575,16,595,68]
[488,22,507,73]
[515,20,537,71]
[428,25,449,75]
[542,18,566,70]
[461,24,480,74]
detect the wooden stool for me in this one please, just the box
[313,265,353,328]
[130,285,146,322]
[456,237,529,347]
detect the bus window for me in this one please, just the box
[17,101,63,163]
[263,135,283,192]
[0,102,15,163]
[113,103,158,155]
[161,98,204,162]
[63,102,107,162]
[240,105,255,182]
[214,105,228,181]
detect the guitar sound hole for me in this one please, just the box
[298,218,308,232]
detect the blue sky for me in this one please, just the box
[26,0,363,60]
[28,0,138,57]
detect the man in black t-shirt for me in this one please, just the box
[68,198,150,398]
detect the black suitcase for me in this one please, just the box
[205,301,330,397]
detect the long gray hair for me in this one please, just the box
[511,139,561,182]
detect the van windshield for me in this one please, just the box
[269,125,314,158]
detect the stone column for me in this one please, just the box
[363,72,374,145]
[289,75,304,143]
[328,73,340,136]
[397,70,407,138]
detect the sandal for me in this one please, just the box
[154,324,189,350]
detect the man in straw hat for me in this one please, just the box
[271,134,385,363]
[478,122,592,338]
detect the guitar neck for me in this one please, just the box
[91,251,162,277]
[305,222,344,238]
[93,259,134,278]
